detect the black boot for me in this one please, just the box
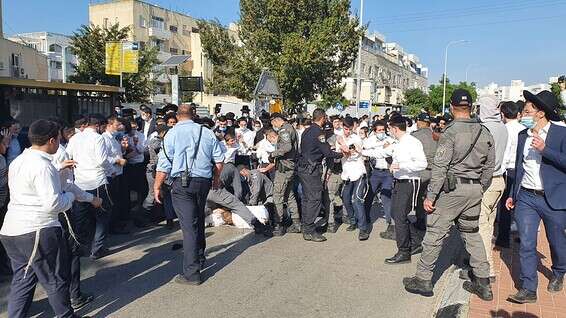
[463,277,493,301]
[548,275,564,293]
[252,219,273,237]
[287,221,302,233]
[303,232,327,242]
[346,224,357,232]
[379,224,395,240]
[410,245,423,255]
[507,289,537,304]
[358,230,370,241]
[327,223,340,233]
[71,293,94,310]
[272,223,285,236]
[385,251,411,265]
[403,276,433,297]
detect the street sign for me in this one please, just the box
[179,76,204,92]
[105,42,139,75]
[335,102,344,111]
[359,101,370,109]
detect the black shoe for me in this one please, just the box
[71,294,94,310]
[385,251,411,265]
[171,243,183,251]
[403,276,433,297]
[463,277,493,301]
[411,245,423,255]
[303,232,327,242]
[358,231,370,241]
[342,217,352,225]
[287,222,302,233]
[272,224,285,236]
[252,219,273,237]
[109,227,130,235]
[507,289,537,304]
[199,257,207,269]
[494,239,510,249]
[346,224,357,232]
[379,224,395,241]
[90,248,110,260]
[166,219,175,230]
[548,275,564,293]
[133,219,151,228]
[174,273,202,286]
[327,223,340,233]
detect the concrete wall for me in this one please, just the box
[0,38,48,80]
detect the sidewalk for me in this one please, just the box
[467,226,566,318]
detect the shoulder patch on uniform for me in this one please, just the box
[318,134,326,143]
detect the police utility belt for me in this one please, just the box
[443,128,482,193]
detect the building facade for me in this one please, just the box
[89,0,245,111]
[478,80,551,102]
[343,32,428,106]
[8,32,77,82]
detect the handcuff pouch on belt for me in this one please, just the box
[181,125,204,187]
[443,127,482,194]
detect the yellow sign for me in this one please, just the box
[269,99,283,113]
[105,42,139,75]
[122,42,139,73]
[105,42,122,75]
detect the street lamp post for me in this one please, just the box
[465,63,478,83]
[355,0,364,117]
[442,40,469,114]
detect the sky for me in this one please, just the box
[3,0,566,88]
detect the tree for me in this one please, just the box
[427,75,477,114]
[403,88,428,116]
[551,82,564,106]
[69,23,159,103]
[198,0,363,109]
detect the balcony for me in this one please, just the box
[148,27,171,40]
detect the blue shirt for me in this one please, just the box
[157,120,225,178]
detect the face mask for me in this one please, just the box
[273,126,280,132]
[219,127,227,132]
[376,132,387,141]
[520,116,535,129]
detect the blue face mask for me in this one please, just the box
[376,132,387,141]
[219,127,227,132]
[520,116,535,129]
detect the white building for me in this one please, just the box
[478,80,551,102]
[8,32,77,83]
[343,31,428,107]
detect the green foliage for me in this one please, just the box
[403,88,428,116]
[551,82,564,106]
[198,0,363,110]
[427,75,477,114]
[69,23,160,103]
[316,84,349,110]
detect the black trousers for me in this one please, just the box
[170,177,211,279]
[297,163,324,234]
[109,174,130,228]
[391,180,424,253]
[496,169,516,245]
[0,227,76,318]
[124,163,149,211]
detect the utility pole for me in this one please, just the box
[442,40,469,114]
[355,0,364,117]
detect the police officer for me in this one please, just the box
[403,89,495,301]
[269,113,300,235]
[410,113,438,253]
[297,108,343,242]
[323,130,345,233]
[154,104,225,286]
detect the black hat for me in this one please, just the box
[155,108,165,117]
[451,89,473,107]
[523,90,561,121]
[121,108,135,117]
[270,112,286,121]
[163,103,178,113]
[416,112,431,122]
[558,75,565,83]
[241,105,251,113]
[140,105,152,114]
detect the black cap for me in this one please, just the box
[140,105,152,114]
[451,89,473,107]
[416,112,431,122]
[559,75,566,83]
[270,112,286,121]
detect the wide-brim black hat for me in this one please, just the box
[523,90,561,121]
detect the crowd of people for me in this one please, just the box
[0,87,565,317]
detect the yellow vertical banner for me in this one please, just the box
[105,42,122,75]
[122,42,139,73]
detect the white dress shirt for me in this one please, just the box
[52,144,94,204]
[337,134,366,181]
[66,128,112,191]
[391,133,428,180]
[521,123,550,191]
[125,130,146,164]
[361,135,396,170]
[143,118,153,139]
[502,120,526,170]
[0,149,75,236]
[235,128,256,155]
[256,139,275,164]
[221,142,239,164]
[102,131,125,177]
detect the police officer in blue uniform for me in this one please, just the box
[154,104,225,286]
[297,108,343,242]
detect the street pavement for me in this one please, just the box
[0,218,460,318]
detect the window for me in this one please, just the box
[181,50,187,55]
[169,25,178,33]
[11,54,20,67]
[139,15,146,28]
[170,47,178,54]
[55,61,62,69]
[151,16,165,30]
